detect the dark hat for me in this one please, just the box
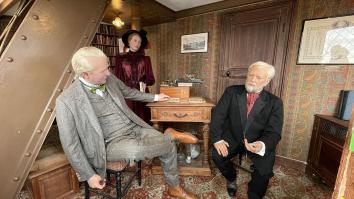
[122,29,148,49]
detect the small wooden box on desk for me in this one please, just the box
[306,114,348,188]
[160,86,190,100]
[147,98,214,176]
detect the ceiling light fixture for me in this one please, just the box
[112,16,125,28]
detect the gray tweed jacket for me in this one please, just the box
[55,74,154,181]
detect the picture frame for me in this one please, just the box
[297,15,354,65]
[181,32,208,53]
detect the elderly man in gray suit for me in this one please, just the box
[56,46,199,199]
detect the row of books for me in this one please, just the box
[108,57,117,68]
[97,24,118,35]
[92,45,118,57]
[92,35,120,45]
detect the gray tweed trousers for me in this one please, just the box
[106,126,179,186]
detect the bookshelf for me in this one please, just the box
[91,23,120,68]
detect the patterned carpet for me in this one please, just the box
[20,159,332,199]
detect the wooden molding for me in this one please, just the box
[275,155,307,173]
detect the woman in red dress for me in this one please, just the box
[114,29,155,123]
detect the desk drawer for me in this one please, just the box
[152,108,208,122]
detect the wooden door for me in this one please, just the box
[217,1,293,99]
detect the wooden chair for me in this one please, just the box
[85,160,142,199]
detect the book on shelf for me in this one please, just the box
[91,23,119,68]
[165,97,206,104]
[188,97,206,103]
[177,82,193,87]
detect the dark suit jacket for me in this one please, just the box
[209,85,283,176]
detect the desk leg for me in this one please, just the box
[152,122,160,131]
[202,123,209,165]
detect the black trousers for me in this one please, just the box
[211,146,271,199]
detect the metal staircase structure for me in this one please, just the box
[0,0,109,197]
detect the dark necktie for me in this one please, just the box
[247,92,260,117]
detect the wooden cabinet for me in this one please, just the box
[306,114,348,188]
[91,23,120,68]
[147,100,214,176]
[26,163,79,199]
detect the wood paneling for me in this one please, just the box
[103,0,176,28]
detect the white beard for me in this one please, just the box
[245,84,263,93]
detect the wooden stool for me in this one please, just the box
[85,160,142,199]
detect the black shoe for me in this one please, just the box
[226,180,237,197]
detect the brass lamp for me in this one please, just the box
[112,16,124,28]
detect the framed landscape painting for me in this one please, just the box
[181,33,208,53]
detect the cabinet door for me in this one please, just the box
[314,136,342,186]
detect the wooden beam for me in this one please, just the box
[176,0,266,18]
[0,0,20,16]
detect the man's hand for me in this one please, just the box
[214,140,229,157]
[157,93,171,101]
[87,174,106,189]
[244,139,263,153]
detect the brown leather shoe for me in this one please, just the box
[164,128,198,144]
[168,185,199,199]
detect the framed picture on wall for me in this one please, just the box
[181,32,208,53]
[297,15,354,64]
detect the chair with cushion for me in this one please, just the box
[84,160,142,199]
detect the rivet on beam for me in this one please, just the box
[46,108,53,112]
[20,35,27,40]
[57,88,63,93]
[6,57,13,62]
[36,129,43,134]
[32,15,39,20]
[84,35,88,39]
[25,152,31,157]
[13,177,19,182]
[17,130,21,134]
[91,20,96,23]
[66,69,72,73]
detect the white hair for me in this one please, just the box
[248,61,275,80]
[71,46,107,78]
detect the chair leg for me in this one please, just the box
[107,171,111,185]
[84,181,90,199]
[115,171,122,199]
[137,160,142,186]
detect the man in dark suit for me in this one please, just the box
[56,47,198,199]
[209,61,283,199]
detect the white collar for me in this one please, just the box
[79,77,100,88]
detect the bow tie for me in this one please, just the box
[89,84,106,94]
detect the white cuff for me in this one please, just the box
[214,140,224,144]
[154,94,159,101]
[256,141,266,156]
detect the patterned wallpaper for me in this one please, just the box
[280,0,354,161]
[145,0,354,162]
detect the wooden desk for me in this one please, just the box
[147,99,214,176]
